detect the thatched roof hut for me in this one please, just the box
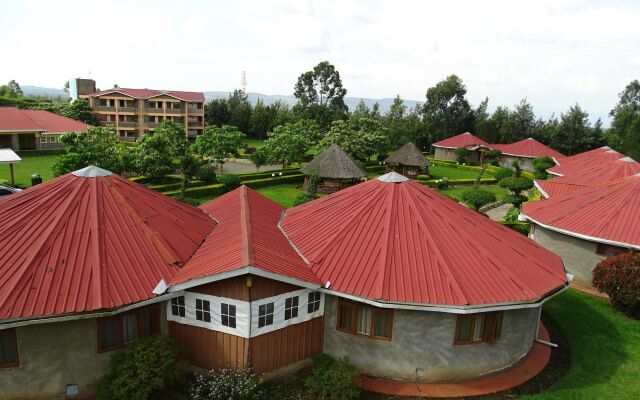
[385,142,430,167]
[301,144,367,179]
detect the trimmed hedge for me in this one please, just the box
[16,149,66,156]
[420,178,498,187]
[162,174,305,197]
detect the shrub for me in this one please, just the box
[293,192,319,207]
[189,368,264,400]
[219,173,242,192]
[376,153,389,161]
[504,206,520,222]
[503,194,529,208]
[483,149,502,166]
[493,167,513,182]
[499,176,534,196]
[454,147,470,164]
[533,156,555,177]
[97,335,187,400]
[593,253,640,318]
[417,174,430,181]
[461,187,497,211]
[244,146,257,154]
[499,221,530,236]
[305,354,360,400]
[195,163,217,183]
[435,177,448,189]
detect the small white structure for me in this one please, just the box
[0,149,22,186]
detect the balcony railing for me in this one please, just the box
[118,121,137,128]
[99,120,116,126]
[146,108,164,113]
[146,122,160,128]
[118,106,135,113]
[187,107,203,114]
[187,121,202,127]
[96,106,116,112]
[165,108,183,114]
[119,136,138,142]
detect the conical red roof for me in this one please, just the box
[536,157,640,198]
[281,173,567,307]
[523,173,640,249]
[432,132,489,149]
[0,166,214,320]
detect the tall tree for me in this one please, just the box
[204,98,231,127]
[318,117,388,160]
[473,97,499,143]
[0,80,23,98]
[137,120,190,179]
[256,120,320,169]
[64,99,99,125]
[193,125,245,173]
[249,99,273,140]
[551,104,602,155]
[227,89,252,134]
[421,75,474,144]
[609,80,640,160]
[293,61,348,129]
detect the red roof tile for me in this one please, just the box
[547,146,622,177]
[0,107,89,133]
[88,88,205,102]
[171,186,319,287]
[493,138,566,161]
[0,166,214,320]
[432,132,489,149]
[523,174,640,248]
[281,175,567,306]
[536,157,640,198]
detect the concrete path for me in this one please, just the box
[486,203,513,221]
[359,324,551,398]
[214,162,282,175]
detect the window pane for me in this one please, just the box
[338,305,352,330]
[596,243,608,255]
[229,305,236,316]
[141,310,158,336]
[457,316,473,342]
[196,310,203,321]
[222,303,228,315]
[229,316,236,328]
[101,318,122,349]
[267,303,274,313]
[373,311,390,337]
[222,315,229,326]
[474,314,486,342]
[0,332,17,365]
[123,314,137,344]
[356,307,372,335]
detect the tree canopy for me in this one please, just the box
[293,61,348,128]
[609,80,640,160]
[256,120,320,168]
[136,120,190,179]
[317,116,388,160]
[193,125,245,173]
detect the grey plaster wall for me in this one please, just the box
[323,296,540,382]
[434,147,456,161]
[532,224,604,287]
[498,155,535,171]
[0,303,169,400]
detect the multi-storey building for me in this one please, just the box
[73,80,205,141]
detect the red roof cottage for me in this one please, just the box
[432,132,490,164]
[0,168,568,399]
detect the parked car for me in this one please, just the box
[0,184,22,197]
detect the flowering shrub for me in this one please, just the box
[189,368,264,400]
[305,354,360,400]
[593,252,640,318]
[244,146,257,155]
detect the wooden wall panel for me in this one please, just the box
[168,321,248,370]
[249,275,301,300]
[250,317,324,373]
[192,276,249,301]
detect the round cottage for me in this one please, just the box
[280,172,568,382]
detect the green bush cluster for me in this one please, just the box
[97,336,188,400]
[493,167,514,181]
[189,368,264,400]
[195,163,217,183]
[498,221,530,235]
[219,173,242,192]
[593,253,640,318]
[305,354,360,400]
[461,187,497,211]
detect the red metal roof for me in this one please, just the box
[523,174,640,248]
[0,167,214,320]
[536,157,640,198]
[547,146,622,176]
[88,88,205,102]
[492,138,566,161]
[171,186,319,287]
[0,107,89,133]
[432,132,489,149]
[281,176,567,306]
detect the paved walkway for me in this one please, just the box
[485,203,512,221]
[359,323,551,398]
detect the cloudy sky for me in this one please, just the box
[1,0,639,122]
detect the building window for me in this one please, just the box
[285,296,299,320]
[171,296,185,317]
[97,305,161,353]
[308,291,321,313]
[336,300,393,340]
[258,302,274,328]
[454,312,503,345]
[195,299,211,322]
[40,137,47,144]
[221,303,236,328]
[0,329,19,368]
[595,243,628,257]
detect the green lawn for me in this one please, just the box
[243,138,265,149]
[0,154,58,187]
[438,185,509,201]
[256,183,307,207]
[525,290,640,399]
[429,165,488,180]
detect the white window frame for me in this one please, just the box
[195,298,211,322]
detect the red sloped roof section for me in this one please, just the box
[536,157,640,198]
[0,107,89,133]
[547,146,620,176]
[496,138,566,160]
[0,171,213,320]
[171,186,319,286]
[281,178,567,306]
[523,174,640,248]
[88,88,205,102]
[432,132,489,149]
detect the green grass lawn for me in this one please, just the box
[429,165,488,180]
[0,154,58,188]
[255,183,307,207]
[438,185,509,201]
[243,138,265,149]
[525,289,640,399]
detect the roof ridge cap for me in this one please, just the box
[378,182,398,298]
[89,178,106,309]
[240,186,254,266]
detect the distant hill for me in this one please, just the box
[19,85,421,113]
[204,91,421,114]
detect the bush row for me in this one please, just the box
[421,178,498,187]
[162,174,305,198]
[498,221,530,236]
